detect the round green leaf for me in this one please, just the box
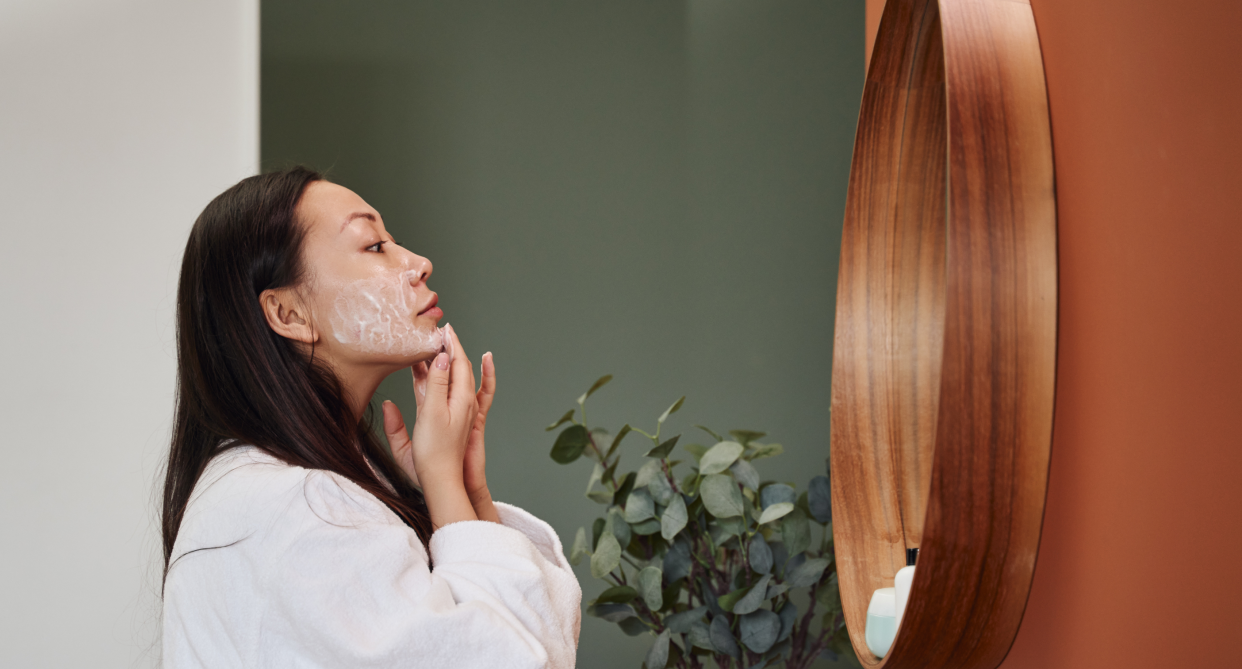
[661,493,688,541]
[730,458,761,491]
[808,475,832,523]
[698,441,744,475]
[587,601,635,622]
[786,557,831,588]
[637,566,663,611]
[760,483,797,509]
[596,585,637,604]
[710,614,741,659]
[777,601,798,642]
[634,459,663,488]
[646,629,671,669]
[748,533,773,574]
[731,574,772,616]
[739,609,781,654]
[550,424,590,464]
[700,474,744,518]
[590,532,621,578]
[569,526,589,565]
[781,507,811,556]
[624,488,655,523]
[664,606,707,634]
[758,502,795,525]
[605,507,631,548]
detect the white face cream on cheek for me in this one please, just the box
[328,269,444,356]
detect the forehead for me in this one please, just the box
[297,181,380,234]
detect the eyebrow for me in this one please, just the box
[339,211,377,234]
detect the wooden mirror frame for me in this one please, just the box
[829,0,1056,667]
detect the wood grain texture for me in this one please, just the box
[829,0,1056,667]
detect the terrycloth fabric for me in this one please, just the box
[163,445,582,668]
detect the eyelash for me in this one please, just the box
[366,239,400,253]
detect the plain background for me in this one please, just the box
[0,0,258,666]
[261,1,862,667]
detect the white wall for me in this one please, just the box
[0,1,257,665]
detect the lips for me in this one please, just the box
[417,293,439,316]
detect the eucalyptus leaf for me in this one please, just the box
[694,424,724,441]
[550,424,591,464]
[592,518,605,550]
[595,585,637,604]
[658,396,686,424]
[739,609,781,654]
[624,488,655,523]
[618,617,648,636]
[612,471,637,508]
[661,493,688,541]
[663,537,692,583]
[633,519,662,535]
[731,574,772,616]
[590,533,621,578]
[713,516,746,539]
[664,606,707,634]
[698,441,745,475]
[585,374,613,399]
[585,463,604,496]
[746,443,784,460]
[730,458,761,491]
[637,566,663,611]
[700,474,745,518]
[716,585,748,613]
[687,621,715,651]
[645,435,680,459]
[710,615,741,659]
[606,424,632,459]
[546,409,575,432]
[729,429,766,445]
[760,483,797,509]
[569,527,589,566]
[776,601,798,642]
[648,471,675,506]
[682,443,708,462]
[646,629,671,669]
[748,533,773,574]
[700,577,724,617]
[787,557,830,587]
[808,475,832,523]
[634,459,664,488]
[757,502,795,525]
[765,582,790,600]
[587,491,613,504]
[781,507,811,556]
[587,602,635,623]
[605,507,631,548]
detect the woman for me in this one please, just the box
[161,167,581,667]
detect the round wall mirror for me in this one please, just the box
[829,0,1057,666]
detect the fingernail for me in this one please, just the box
[435,352,449,370]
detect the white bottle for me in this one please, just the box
[893,548,918,629]
[865,587,897,658]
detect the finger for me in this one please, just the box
[423,351,451,411]
[381,400,412,453]
[444,324,475,409]
[411,360,430,410]
[476,351,497,417]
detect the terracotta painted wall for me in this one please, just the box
[863,0,1242,665]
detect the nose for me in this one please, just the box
[404,254,433,285]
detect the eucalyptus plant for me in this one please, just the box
[548,375,856,669]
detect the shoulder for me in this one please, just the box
[171,445,401,562]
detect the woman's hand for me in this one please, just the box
[381,324,479,529]
[463,351,499,523]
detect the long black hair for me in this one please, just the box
[161,167,433,578]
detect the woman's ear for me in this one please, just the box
[259,288,319,345]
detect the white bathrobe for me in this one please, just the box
[162,445,582,668]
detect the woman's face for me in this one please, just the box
[294,181,444,366]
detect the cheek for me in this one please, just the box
[327,274,443,356]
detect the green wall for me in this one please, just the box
[262,2,862,665]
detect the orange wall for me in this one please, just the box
[863,0,1242,665]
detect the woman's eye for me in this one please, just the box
[366,241,385,253]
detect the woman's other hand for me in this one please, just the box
[382,323,478,528]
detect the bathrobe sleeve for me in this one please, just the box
[260,470,582,668]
